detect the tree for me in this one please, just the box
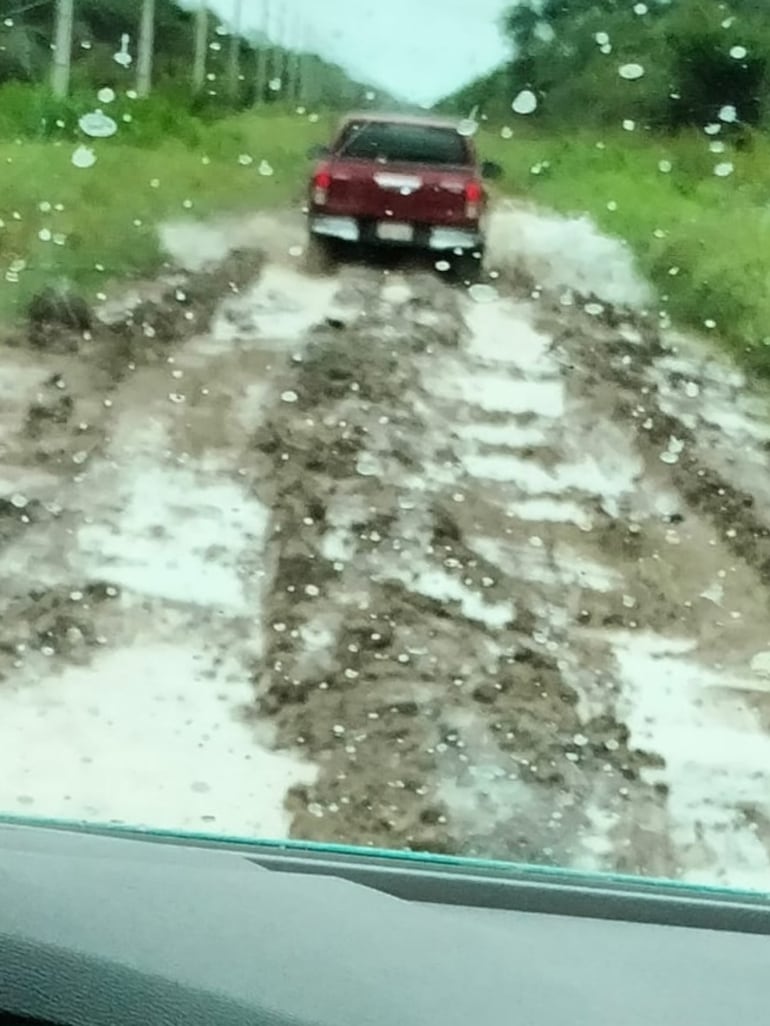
[440,0,770,130]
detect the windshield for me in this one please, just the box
[338,121,472,164]
[1,0,769,898]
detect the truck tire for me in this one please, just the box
[451,247,485,286]
[305,234,337,276]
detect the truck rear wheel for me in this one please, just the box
[451,247,485,286]
[305,234,337,276]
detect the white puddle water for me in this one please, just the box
[0,643,315,835]
[209,265,345,351]
[434,370,564,418]
[462,451,639,499]
[462,298,554,371]
[78,463,268,613]
[380,563,516,631]
[609,631,770,890]
[160,211,306,272]
[471,536,622,593]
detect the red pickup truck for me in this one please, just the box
[304,112,502,281]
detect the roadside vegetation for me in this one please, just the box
[0,0,376,319]
[0,98,328,319]
[439,0,770,376]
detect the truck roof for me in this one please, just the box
[336,111,464,132]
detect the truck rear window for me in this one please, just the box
[338,122,471,166]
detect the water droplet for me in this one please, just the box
[72,145,97,169]
[258,160,274,176]
[618,63,644,80]
[97,87,116,104]
[658,159,672,173]
[730,45,747,60]
[79,110,117,138]
[719,104,737,123]
[281,390,299,403]
[714,162,734,178]
[512,89,537,115]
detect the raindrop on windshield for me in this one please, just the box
[618,63,645,80]
[714,162,735,178]
[512,89,537,115]
[78,110,118,138]
[71,145,97,169]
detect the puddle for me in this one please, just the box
[378,562,515,630]
[208,265,343,352]
[78,463,267,613]
[462,451,639,498]
[471,536,621,593]
[609,630,770,889]
[462,298,554,371]
[160,211,306,272]
[0,643,316,835]
[453,420,551,449]
[433,368,564,417]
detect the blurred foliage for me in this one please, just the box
[440,0,770,133]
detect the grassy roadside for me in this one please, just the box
[0,110,328,320]
[480,126,770,375]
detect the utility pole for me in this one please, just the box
[304,21,317,109]
[274,0,287,101]
[289,6,303,107]
[136,0,156,98]
[50,0,74,98]
[254,0,270,105]
[192,1,208,93]
[226,0,243,101]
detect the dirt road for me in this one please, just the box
[1,201,770,890]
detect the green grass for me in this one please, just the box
[479,125,770,374]
[0,109,328,319]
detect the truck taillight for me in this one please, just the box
[465,180,482,218]
[312,167,331,206]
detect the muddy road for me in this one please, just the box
[1,201,770,890]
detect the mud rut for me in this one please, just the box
[1,214,770,889]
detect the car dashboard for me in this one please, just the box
[0,821,768,1026]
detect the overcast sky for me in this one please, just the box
[181,0,512,105]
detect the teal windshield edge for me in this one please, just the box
[1,811,768,901]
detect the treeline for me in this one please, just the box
[0,0,389,115]
[439,0,770,133]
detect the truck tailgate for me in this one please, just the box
[322,159,475,226]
